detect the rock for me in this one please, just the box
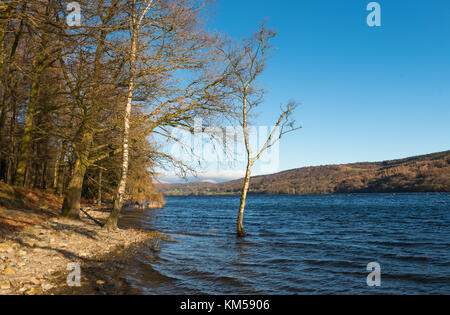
[25,228,38,235]
[18,287,28,293]
[29,277,40,285]
[18,250,27,256]
[0,280,11,290]
[24,288,38,295]
[41,283,54,291]
[3,265,15,275]
[0,243,11,253]
[22,238,36,247]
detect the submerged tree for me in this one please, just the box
[221,25,300,237]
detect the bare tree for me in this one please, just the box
[221,25,300,237]
[61,0,125,219]
[104,0,155,229]
[104,0,232,229]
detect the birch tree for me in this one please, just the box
[221,25,300,237]
[104,0,156,229]
[104,0,232,229]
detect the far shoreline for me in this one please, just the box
[162,191,449,197]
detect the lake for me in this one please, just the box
[119,194,450,294]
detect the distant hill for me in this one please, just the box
[157,151,450,196]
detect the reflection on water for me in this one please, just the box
[119,193,450,294]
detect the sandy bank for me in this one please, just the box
[0,206,167,295]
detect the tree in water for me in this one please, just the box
[220,24,300,237]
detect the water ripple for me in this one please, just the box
[120,193,450,294]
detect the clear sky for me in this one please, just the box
[161,0,450,182]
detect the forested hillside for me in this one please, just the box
[158,151,450,195]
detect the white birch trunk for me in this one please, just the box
[104,6,138,229]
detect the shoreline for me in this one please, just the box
[163,191,449,197]
[0,204,168,295]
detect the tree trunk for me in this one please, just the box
[237,91,252,237]
[53,141,63,190]
[0,3,24,168]
[104,20,137,230]
[237,161,252,237]
[14,70,42,186]
[104,74,134,229]
[0,7,9,154]
[41,155,48,190]
[56,164,65,196]
[61,156,87,219]
[61,131,92,219]
[6,100,17,185]
[60,11,112,218]
[96,163,102,207]
[14,13,48,186]
[56,141,68,196]
[0,103,6,154]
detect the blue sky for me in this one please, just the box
[161,0,450,182]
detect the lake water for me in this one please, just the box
[120,194,450,295]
